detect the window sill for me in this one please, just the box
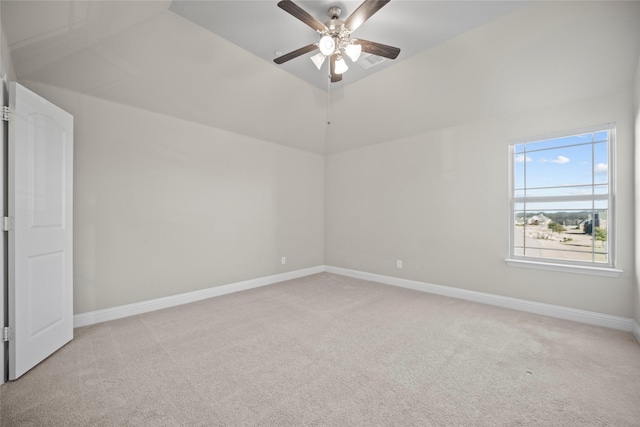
[505,258,622,277]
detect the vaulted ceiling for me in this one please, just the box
[2,1,640,154]
[169,1,528,91]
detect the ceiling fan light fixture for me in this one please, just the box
[345,43,362,62]
[310,51,326,70]
[319,35,335,56]
[274,0,401,84]
[334,56,348,74]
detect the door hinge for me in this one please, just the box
[3,216,13,231]
[1,106,10,122]
[2,327,12,342]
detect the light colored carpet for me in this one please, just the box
[1,272,639,426]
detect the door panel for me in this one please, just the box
[8,82,73,380]
[29,114,65,228]
[28,251,65,336]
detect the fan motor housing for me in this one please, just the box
[326,19,344,35]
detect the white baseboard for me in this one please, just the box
[325,266,635,333]
[74,266,325,328]
[633,320,640,344]
[75,264,639,340]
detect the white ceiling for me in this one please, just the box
[169,0,528,91]
[2,1,640,154]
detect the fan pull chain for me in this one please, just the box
[326,71,331,125]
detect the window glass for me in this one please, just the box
[510,125,614,267]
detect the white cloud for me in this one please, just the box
[550,155,570,164]
[515,154,532,163]
[595,163,608,173]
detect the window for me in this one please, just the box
[508,124,620,276]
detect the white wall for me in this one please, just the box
[634,51,640,327]
[325,1,640,153]
[2,1,638,324]
[1,15,15,83]
[326,89,635,318]
[20,82,325,314]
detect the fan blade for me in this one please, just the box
[274,44,319,64]
[354,39,400,59]
[330,55,342,82]
[344,0,390,32]
[277,0,327,33]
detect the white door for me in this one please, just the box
[8,83,73,380]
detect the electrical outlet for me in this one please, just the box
[281,256,286,265]
[397,260,403,269]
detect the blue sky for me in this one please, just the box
[514,131,608,198]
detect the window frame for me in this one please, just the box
[506,123,622,277]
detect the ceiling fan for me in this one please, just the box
[274,0,401,83]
